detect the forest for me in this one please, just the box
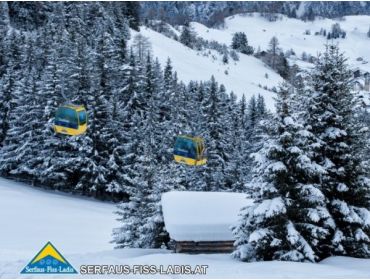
[0,2,264,200]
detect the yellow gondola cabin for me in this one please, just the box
[173,135,207,166]
[54,105,87,136]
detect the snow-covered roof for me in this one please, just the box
[161,191,253,242]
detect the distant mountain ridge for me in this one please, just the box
[140,1,370,26]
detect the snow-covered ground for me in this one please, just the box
[192,13,370,73]
[132,14,370,110]
[1,178,370,278]
[0,178,118,263]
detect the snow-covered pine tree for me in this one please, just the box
[224,91,247,192]
[239,94,247,129]
[243,95,269,182]
[113,53,166,248]
[203,76,229,191]
[256,94,267,119]
[77,31,119,198]
[163,59,192,163]
[170,75,191,136]
[156,58,175,163]
[306,44,370,257]
[0,31,27,174]
[247,95,258,129]
[112,110,154,248]
[97,21,130,196]
[233,82,331,262]
[179,25,195,48]
[222,52,229,64]
[231,32,254,55]
[117,50,141,197]
[5,35,51,180]
[0,6,11,147]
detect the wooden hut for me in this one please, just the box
[161,191,253,253]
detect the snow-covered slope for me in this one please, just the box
[1,179,370,278]
[0,178,118,262]
[132,27,284,110]
[132,14,369,110]
[192,13,370,73]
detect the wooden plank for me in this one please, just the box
[175,240,235,254]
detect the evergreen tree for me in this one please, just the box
[306,45,370,257]
[0,11,11,146]
[113,53,167,248]
[0,31,25,172]
[0,2,11,144]
[256,94,267,119]
[65,30,118,198]
[203,77,230,191]
[124,1,140,31]
[268,36,280,69]
[233,83,331,262]
[171,76,191,136]
[117,49,145,197]
[231,32,254,55]
[224,92,247,192]
[179,25,195,48]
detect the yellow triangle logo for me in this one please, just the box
[31,242,67,264]
[20,242,77,274]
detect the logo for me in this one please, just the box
[21,242,77,274]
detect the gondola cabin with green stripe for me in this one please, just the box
[54,105,87,136]
[174,135,207,166]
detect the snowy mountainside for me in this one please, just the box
[131,27,284,110]
[192,13,370,73]
[132,14,370,110]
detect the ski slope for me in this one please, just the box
[1,178,370,278]
[131,14,370,111]
[132,27,284,110]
